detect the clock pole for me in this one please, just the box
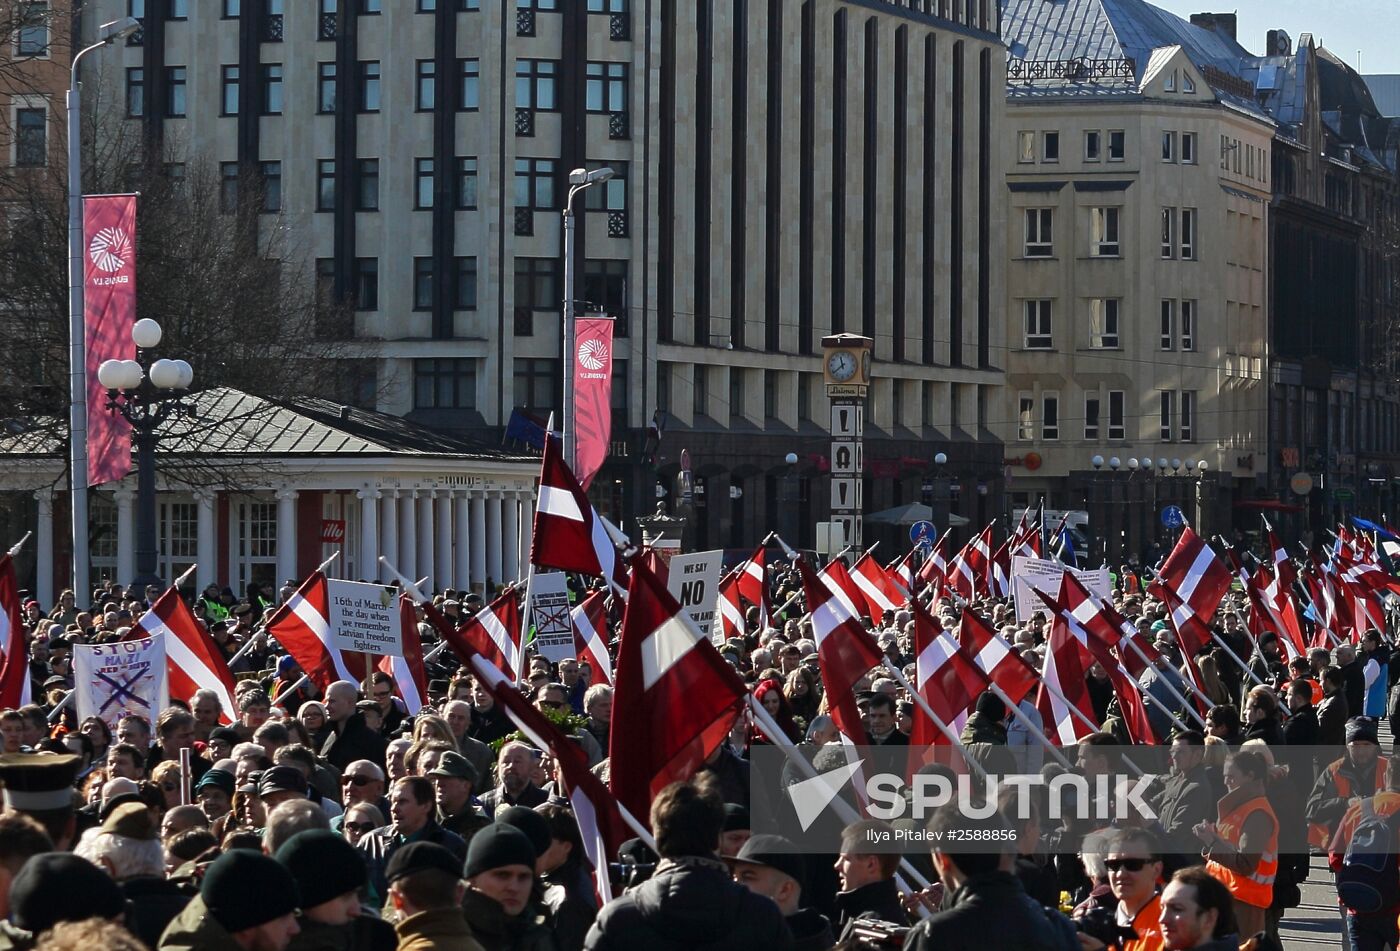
[821,334,872,557]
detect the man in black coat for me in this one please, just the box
[1281,679,1320,797]
[584,779,792,951]
[831,820,907,930]
[319,681,388,772]
[1337,644,1367,722]
[1152,731,1215,868]
[729,835,835,951]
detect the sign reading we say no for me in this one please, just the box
[666,550,723,640]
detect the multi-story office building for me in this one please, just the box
[998,0,1274,561]
[76,0,1009,554]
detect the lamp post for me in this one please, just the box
[67,15,142,604]
[96,319,195,588]
[932,452,949,542]
[561,166,615,475]
[781,452,800,549]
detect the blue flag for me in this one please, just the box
[1351,516,1400,542]
[1057,526,1078,568]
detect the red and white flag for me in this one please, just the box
[949,524,993,599]
[850,551,902,622]
[0,555,32,709]
[572,590,612,687]
[911,602,989,746]
[916,528,952,587]
[888,550,915,600]
[377,596,428,715]
[265,571,362,688]
[609,561,748,823]
[734,546,770,631]
[1035,592,1099,744]
[1263,517,1297,591]
[798,558,885,747]
[956,607,1040,705]
[1146,527,1231,622]
[445,587,524,682]
[715,569,746,643]
[531,432,629,597]
[139,587,237,722]
[84,193,137,487]
[988,538,1013,599]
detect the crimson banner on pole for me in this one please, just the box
[572,316,614,490]
[84,193,137,487]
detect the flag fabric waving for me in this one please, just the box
[265,571,364,689]
[798,558,886,747]
[956,608,1040,705]
[531,431,630,595]
[850,551,903,622]
[442,587,524,682]
[377,596,428,715]
[0,556,32,709]
[1034,592,1100,744]
[916,528,952,587]
[734,546,771,631]
[715,569,746,643]
[1146,527,1232,622]
[910,603,989,746]
[571,590,613,686]
[139,586,238,723]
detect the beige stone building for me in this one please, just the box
[998,0,1274,561]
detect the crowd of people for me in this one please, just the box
[0,551,1397,951]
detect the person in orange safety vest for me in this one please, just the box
[1195,749,1278,940]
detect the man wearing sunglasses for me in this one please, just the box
[533,684,604,767]
[333,760,388,831]
[1105,829,1166,951]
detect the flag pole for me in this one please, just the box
[1119,637,1210,727]
[6,531,32,558]
[984,681,1074,770]
[878,659,987,782]
[316,550,341,576]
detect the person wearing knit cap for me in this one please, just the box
[8,853,127,938]
[1306,715,1388,854]
[158,850,300,951]
[719,803,752,858]
[386,843,484,951]
[461,824,555,951]
[274,829,396,951]
[195,767,236,821]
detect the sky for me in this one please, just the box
[1151,0,1400,74]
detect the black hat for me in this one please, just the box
[201,850,300,933]
[386,841,462,885]
[426,750,479,786]
[257,765,308,797]
[196,767,236,798]
[464,823,537,878]
[496,805,551,857]
[0,752,81,814]
[10,853,127,933]
[275,830,367,908]
[1347,716,1380,745]
[728,834,807,893]
[722,803,751,832]
[617,837,658,866]
[209,726,241,747]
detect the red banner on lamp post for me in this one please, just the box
[572,316,614,491]
[84,193,138,487]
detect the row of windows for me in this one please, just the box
[1020,207,1196,260]
[413,355,631,416]
[1018,390,1196,442]
[1021,298,1196,351]
[1017,129,1126,164]
[206,0,629,21]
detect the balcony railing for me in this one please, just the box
[608,110,628,140]
[515,108,535,136]
[319,12,337,39]
[262,13,283,41]
[1007,56,1135,84]
[607,210,627,238]
[517,8,535,36]
[609,12,629,41]
[514,207,534,236]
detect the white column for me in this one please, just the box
[502,490,520,583]
[275,488,299,586]
[454,489,472,592]
[435,490,453,594]
[399,490,418,581]
[33,489,54,608]
[517,489,535,576]
[485,490,504,589]
[357,488,380,581]
[470,490,487,593]
[417,490,436,593]
[379,489,399,581]
[195,490,216,592]
[114,487,135,588]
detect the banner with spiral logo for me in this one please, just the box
[572,317,614,491]
[84,194,138,487]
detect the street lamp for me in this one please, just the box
[97,319,195,588]
[67,15,141,603]
[781,452,800,548]
[561,166,615,475]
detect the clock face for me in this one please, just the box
[828,351,858,381]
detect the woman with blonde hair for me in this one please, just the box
[1195,653,1233,707]
[783,666,821,727]
[411,712,455,745]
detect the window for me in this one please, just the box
[455,157,478,209]
[129,0,143,16]
[1180,208,1196,259]
[1180,300,1195,351]
[1161,207,1175,259]
[415,359,477,409]
[1108,129,1125,161]
[730,371,745,422]
[1164,70,1176,92]
[415,158,434,209]
[356,158,379,211]
[1043,131,1059,162]
[18,2,48,56]
[1162,131,1175,162]
[260,161,281,212]
[14,108,44,166]
[1017,130,1035,163]
[1085,130,1101,161]
[458,59,480,110]
[1182,72,1196,93]
[358,61,380,112]
[516,59,558,110]
[220,162,239,212]
[1084,393,1100,440]
[1181,391,1195,442]
[417,0,434,9]
[413,258,434,310]
[1181,132,1196,164]
[168,0,188,16]
[1160,300,1174,351]
[223,0,241,16]
[221,65,239,114]
[1108,390,1125,440]
[587,0,627,10]
[317,63,336,113]
[693,367,708,417]
[454,257,477,310]
[582,162,627,211]
[1024,208,1052,257]
[1018,393,1034,440]
[582,260,627,320]
[1090,207,1120,256]
[1041,392,1059,440]
[585,62,627,113]
[514,157,556,210]
[416,60,436,110]
[514,257,561,335]
[361,0,380,12]
[1023,299,1052,349]
[166,66,187,116]
[126,68,144,116]
[316,160,335,211]
[1160,391,1174,441]
[354,258,378,310]
[261,63,283,115]
[1089,299,1120,348]
[514,358,559,415]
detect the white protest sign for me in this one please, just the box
[326,579,402,656]
[529,571,575,663]
[1011,555,1113,622]
[666,550,724,640]
[74,634,168,733]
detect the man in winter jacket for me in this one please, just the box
[832,820,907,929]
[319,681,387,772]
[388,842,486,951]
[584,778,793,951]
[158,851,301,951]
[729,834,835,951]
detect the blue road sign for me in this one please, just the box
[910,520,936,547]
[1161,505,1185,529]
